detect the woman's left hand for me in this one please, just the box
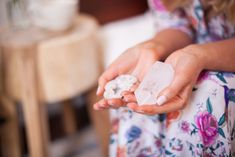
[127,45,207,115]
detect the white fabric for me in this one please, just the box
[100,12,155,68]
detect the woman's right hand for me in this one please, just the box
[94,39,166,110]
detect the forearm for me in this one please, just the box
[152,29,193,59]
[195,38,235,72]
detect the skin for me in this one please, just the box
[94,27,235,115]
[94,29,191,110]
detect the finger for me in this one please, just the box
[123,93,137,103]
[128,85,192,115]
[127,103,146,114]
[156,73,189,105]
[152,85,192,113]
[107,98,126,108]
[121,91,133,97]
[121,82,139,97]
[127,103,161,115]
[131,51,158,81]
[93,99,109,110]
[128,101,179,115]
[129,82,140,92]
[97,68,119,96]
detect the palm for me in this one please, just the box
[126,49,203,115]
[94,40,162,110]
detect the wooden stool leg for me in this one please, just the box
[0,96,21,157]
[62,100,77,135]
[19,55,50,157]
[86,87,110,157]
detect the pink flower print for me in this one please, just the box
[195,111,218,147]
[197,70,210,84]
[196,71,220,86]
[117,146,126,157]
[155,138,162,148]
[203,152,213,157]
[179,121,190,133]
[169,138,183,151]
[111,118,119,134]
[152,0,166,11]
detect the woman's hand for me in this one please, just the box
[94,40,166,110]
[127,45,207,115]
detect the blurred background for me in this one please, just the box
[0,0,154,156]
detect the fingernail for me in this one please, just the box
[127,104,133,109]
[100,103,106,107]
[156,95,167,105]
[93,105,99,110]
[128,88,134,92]
[96,87,101,95]
[124,95,131,101]
[127,103,136,109]
[121,91,128,97]
[135,108,143,112]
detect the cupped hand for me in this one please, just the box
[127,45,206,115]
[94,40,165,110]
[93,86,138,110]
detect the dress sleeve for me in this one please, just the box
[148,0,194,39]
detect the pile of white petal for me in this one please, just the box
[103,75,137,99]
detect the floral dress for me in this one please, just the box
[109,0,235,156]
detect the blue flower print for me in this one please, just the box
[126,125,142,143]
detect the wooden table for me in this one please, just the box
[0,14,108,157]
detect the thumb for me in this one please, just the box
[156,74,189,105]
[131,55,157,81]
[97,67,120,96]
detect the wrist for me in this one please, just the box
[137,39,167,60]
[183,44,208,71]
[150,39,169,60]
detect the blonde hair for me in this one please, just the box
[161,0,235,24]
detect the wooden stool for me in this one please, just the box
[0,14,109,157]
